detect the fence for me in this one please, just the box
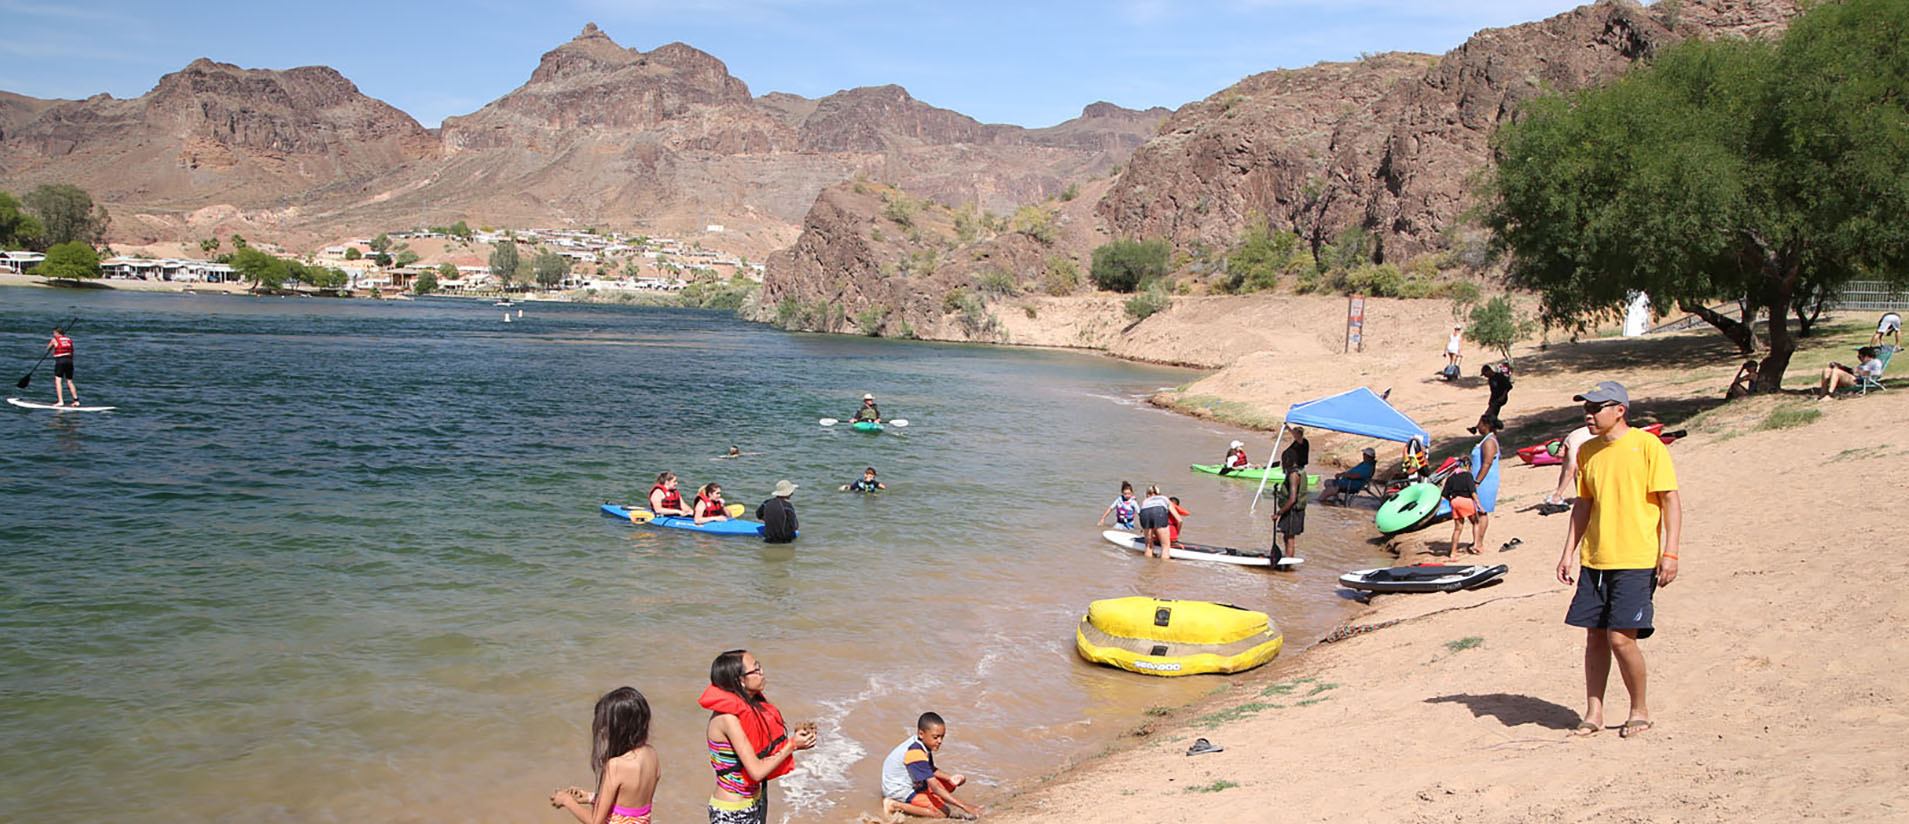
[1834,280,1909,313]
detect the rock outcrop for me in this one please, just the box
[1097,0,1801,261]
[0,59,435,207]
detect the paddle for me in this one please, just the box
[15,315,76,390]
[889,419,908,427]
[819,418,838,426]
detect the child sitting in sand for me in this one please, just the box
[1096,482,1138,530]
[880,712,983,820]
[842,467,887,493]
[550,687,659,824]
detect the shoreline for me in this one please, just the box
[976,321,1908,823]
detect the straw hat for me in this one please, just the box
[862,393,875,400]
[773,480,798,497]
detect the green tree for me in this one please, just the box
[368,233,392,254]
[1316,225,1374,274]
[371,252,392,268]
[1224,221,1301,293]
[1466,295,1535,363]
[414,270,439,294]
[437,262,458,281]
[489,235,520,287]
[199,237,221,254]
[0,191,45,249]
[533,251,571,288]
[1090,238,1170,293]
[230,234,247,250]
[23,184,109,249]
[343,247,361,261]
[1012,204,1057,245]
[394,249,420,268]
[30,241,100,280]
[1486,0,1909,390]
[231,247,287,290]
[449,220,472,240]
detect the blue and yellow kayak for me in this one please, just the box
[600,504,786,537]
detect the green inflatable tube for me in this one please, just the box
[851,421,884,433]
[1375,482,1442,534]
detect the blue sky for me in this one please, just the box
[1,0,1588,128]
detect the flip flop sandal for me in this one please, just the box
[1501,538,1522,551]
[1186,737,1224,755]
[1570,721,1601,738]
[1619,720,1654,739]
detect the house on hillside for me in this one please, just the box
[3,251,48,274]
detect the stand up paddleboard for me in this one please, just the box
[1339,564,1507,594]
[1100,530,1299,568]
[8,398,115,412]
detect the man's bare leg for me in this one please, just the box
[1577,627,1612,735]
[1609,628,1649,730]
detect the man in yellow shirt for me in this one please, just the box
[1556,381,1681,739]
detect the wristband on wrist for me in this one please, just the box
[1661,554,1679,560]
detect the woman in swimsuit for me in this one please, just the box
[701,650,816,824]
[551,687,660,824]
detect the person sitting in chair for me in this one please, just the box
[1318,448,1378,506]
[1817,347,1882,399]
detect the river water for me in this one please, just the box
[0,288,1377,823]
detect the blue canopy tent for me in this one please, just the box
[1251,387,1429,512]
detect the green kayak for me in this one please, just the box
[851,420,884,433]
[1189,464,1320,486]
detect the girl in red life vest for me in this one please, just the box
[1221,440,1250,474]
[694,483,730,525]
[648,472,692,517]
[701,650,816,824]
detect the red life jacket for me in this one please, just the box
[1224,449,1248,469]
[50,333,73,357]
[650,483,683,512]
[696,493,725,517]
[698,684,793,787]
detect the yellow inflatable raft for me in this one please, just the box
[1075,597,1282,677]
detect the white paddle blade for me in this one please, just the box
[818,418,838,426]
[889,419,908,427]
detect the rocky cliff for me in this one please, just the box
[1098,0,1800,261]
[0,59,435,208]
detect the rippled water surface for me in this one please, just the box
[0,288,1379,823]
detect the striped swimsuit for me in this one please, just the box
[708,738,765,824]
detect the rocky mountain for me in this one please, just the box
[0,24,1165,250]
[0,59,435,211]
[1099,0,1801,261]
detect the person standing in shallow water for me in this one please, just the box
[1557,381,1680,740]
[700,649,816,824]
[757,480,798,543]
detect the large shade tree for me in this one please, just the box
[1485,0,1909,391]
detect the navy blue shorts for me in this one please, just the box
[1137,507,1170,530]
[53,357,73,379]
[1565,567,1656,639]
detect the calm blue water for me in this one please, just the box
[0,288,1374,823]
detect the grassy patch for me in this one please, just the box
[1193,701,1281,728]
[1170,394,1282,430]
[1445,636,1484,653]
[1757,403,1822,431]
[1145,705,1173,717]
[1186,780,1240,794]
[1305,681,1341,696]
[1829,447,1869,463]
[1295,696,1332,707]
[1260,676,1316,697]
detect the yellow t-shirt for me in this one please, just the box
[1576,427,1678,569]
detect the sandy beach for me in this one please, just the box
[972,309,1909,823]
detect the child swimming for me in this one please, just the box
[841,467,887,492]
[550,686,660,824]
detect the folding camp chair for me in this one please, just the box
[1858,345,1897,395]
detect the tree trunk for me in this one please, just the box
[1679,299,1759,354]
[1754,258,1803,393]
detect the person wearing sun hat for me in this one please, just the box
[1318,447,1379,505]
[1219,440,1250,474]
[757,480,799,543]
[851,393,882,423]
[1557,380,1681,740]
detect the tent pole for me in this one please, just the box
[1250,422,1286,516]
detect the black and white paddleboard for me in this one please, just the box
[1101,530,1302,568]
[1339,564,1507,594]
[8,397,116,412]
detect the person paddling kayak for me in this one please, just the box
[1218,440,1250,475]
[45,326,80,407]
[852,393,882,423]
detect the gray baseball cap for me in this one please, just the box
[1573,381,1630,406]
